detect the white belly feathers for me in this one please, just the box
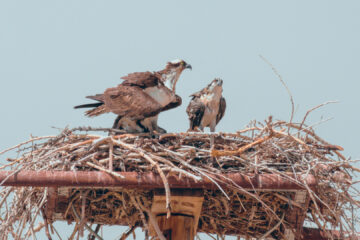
[144,86,175,107]
[200,93,220,127]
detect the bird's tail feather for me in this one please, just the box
[85,105,107,117]
[74,102,107,117]
[74,102,103,109]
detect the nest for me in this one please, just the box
[0,116,359,239]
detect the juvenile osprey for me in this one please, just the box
[74,59,191,133]
[186,78,226,133]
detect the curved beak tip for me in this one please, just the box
[186,64,192,70]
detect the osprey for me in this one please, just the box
[186,78,226,133]
[74,59,192,133]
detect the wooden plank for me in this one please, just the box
[150,189,204,239]
[157,215,195,240]
[285,190,310,240]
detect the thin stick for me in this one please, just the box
[108,140,114,172]
[89,224,101,240]
[119,225,137,240]
[40,208,52,240]
[259,213,285,239]
[299,100,338,133]
[85,162,124,179]
[0,136,56,155]
[130,195,166,240]
[71,205,103,240]
[260,55,295,132]
[25,188,48,238]
[69,223,79,240]
[211,134,272,157]
[114,139,172,218]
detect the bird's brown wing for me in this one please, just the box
[186,97,205,130]
[103,85,163,120]
[189,90,202,98]
[216,97,226,124]
[161,94,182,112]
[121,71,160,89]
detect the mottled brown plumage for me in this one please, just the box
[75,59,191,133]
[121,71,160,89]
[187,78,226,132]
[216,97,226,124]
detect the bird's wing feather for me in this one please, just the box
[121,71,160,89]
[74,94,104,109]
[186,98,205,130]
[189,91,202,98]
[104,85,162,119]
[216,97,226,124]
[161,94,182,112]
[86,94,104,102]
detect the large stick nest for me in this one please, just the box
[0,116,359,239]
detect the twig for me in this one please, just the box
[25,188,48,238]
[259,213,285,239]
[0,136,56,155]
[211,134,272,157]
[130,195,166,240]
[40,208,52,240]
[71,126,127,134]
[89,224,101,240]
[114,139,172,218]
[260,55,295,132]
[119,224,137,240]
[299,100,338,134]
[71,205,103,240]
[85,162,124,179]
[109,140,114,172]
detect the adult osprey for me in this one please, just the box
[186,78,226,133]
[74,59,191,133]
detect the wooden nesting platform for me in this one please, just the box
[0,170,313,239]
[1,119,359,239]
[45,186,309,239]
[1,171,317,239]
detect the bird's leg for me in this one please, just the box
[187,126,200,132]
[139,117,159,138]
[109,115,122,136]
[150,115,167,134]
[196,126,204,132]
[147,116,162,138]
[136,120,149,133]
[112,116,122,129]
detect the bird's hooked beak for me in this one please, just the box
[214,78,223,86]
[185,63,192,70]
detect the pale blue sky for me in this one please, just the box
[1,1,359,239]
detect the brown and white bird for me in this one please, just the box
[186,78,226,135]
[74,59,192,133]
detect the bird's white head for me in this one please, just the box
[208,78,223,94]
[163,59,192,92]
[167,59,192,70]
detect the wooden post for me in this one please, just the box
[149,189,204,240]
[156,214,195,240]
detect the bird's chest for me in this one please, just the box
[144,86,175,107]
[200,94,219,126]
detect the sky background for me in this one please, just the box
[0,0,359,239]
